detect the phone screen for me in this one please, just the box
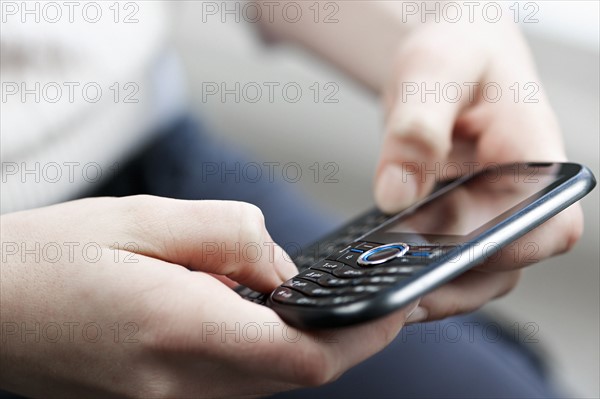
[379,164,563,243]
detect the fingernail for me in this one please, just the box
[375,164,418,213]
[406,306,428,324]
[273,245,298,282]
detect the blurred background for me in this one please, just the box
[172,1,599,397]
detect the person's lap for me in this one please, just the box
[88,116,562,398]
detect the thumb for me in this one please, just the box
[111,196,298,292]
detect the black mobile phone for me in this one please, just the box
[236,162,596,329]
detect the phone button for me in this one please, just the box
[283,279,335,297]
[369,265,419,276]
[310,260,344,273]
[357,243,409,266]
[354,242,380,251]
[336,250,362,267]
[296,270,329,283]
[317,274,353,287]
[272,288,319,306]
[332,265,368,278]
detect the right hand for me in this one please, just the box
[0,196,419,398]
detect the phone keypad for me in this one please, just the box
[235,208,455,307]
[271,242,445,307]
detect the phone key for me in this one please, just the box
[272,287,319,306]
[295,297,320,306]
[347,285,383,294]
[406,246,450,259]
[247,290,263,299]
[283,279,335,297]
[311,287,336,296]
[331,295,363,305]
[336,251,362,267]
[354,242,381,251]
[332,265,368,278]
[236,286,253,297]
[357,276,403,285]
[310,260,344,273]
[297,270,329,283]
[326,245,351,261]
[252,294,268,305]
[317,274,353,287]
[405,251,433,258]
[369,266,417,276]
[272,287,296,301]
[389,256,428,265]
[408,245,438,250]
[320,295,366,306]
[283,279,311,290]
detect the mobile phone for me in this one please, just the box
[236,162,596,329]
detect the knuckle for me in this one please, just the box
[389,117,451,160]
[375,318,402,347]
[397,35,448,66]
[117,195,174,250]
[430,292,475,320]
[478,142,527,164]
[441,298,463,319]
[291,345,336,387]
[120,195,162,222]
[496,271,522,299]
[236,202,266,243]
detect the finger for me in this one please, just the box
[111,196,298,292]
[469,96,568,164]
[474,204,584,272]
[207,273,239,289]
[375,32,487,213]
[246,299,421,387]
[179,273,421,388]
[411,270,521,323]
[451,46,568,164]
[454,70,583,272]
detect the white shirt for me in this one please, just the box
[1,1,186,213]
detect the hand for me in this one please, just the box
[374,20,583,322]
[0,196,419,398]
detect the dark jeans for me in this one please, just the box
[1,117,562,398]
